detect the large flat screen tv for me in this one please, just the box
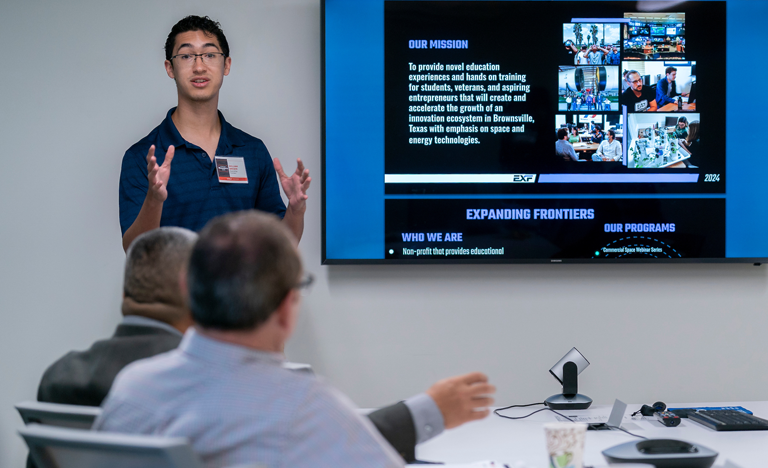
[323,0,768,264]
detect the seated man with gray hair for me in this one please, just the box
[94,211,494,467]
[38,227,198,406]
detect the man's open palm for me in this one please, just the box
[274,157,311,213]
[146,145,175,202]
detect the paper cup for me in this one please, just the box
[544,422,587,468]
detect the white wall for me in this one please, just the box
[1,1,766,467]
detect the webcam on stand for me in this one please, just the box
[544,347,593,410]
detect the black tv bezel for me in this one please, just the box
[320,0,767,265]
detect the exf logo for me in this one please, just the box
[511,174,536,183]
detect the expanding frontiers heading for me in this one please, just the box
[467,208,595,220]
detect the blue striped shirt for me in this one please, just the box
[94,329,404,468]
[119,108,286,234]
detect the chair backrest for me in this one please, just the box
[16,401,102,429]
[19,424,205,468]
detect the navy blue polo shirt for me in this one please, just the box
[119,108,286,234]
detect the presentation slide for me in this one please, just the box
[383,2,723,196]
[325,1,767,263]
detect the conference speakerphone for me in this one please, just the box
[602,439,718,468]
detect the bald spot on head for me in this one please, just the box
[188,210,302,331]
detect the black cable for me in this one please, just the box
[494,402,545,412]
[494,403,576,422]
[495,403,648,439]
[495,407,553,420]
[493,402,544,420]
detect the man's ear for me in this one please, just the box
[165,60,176,79]
[224,56,231,76]
[274,289,300,334]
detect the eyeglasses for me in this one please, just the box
[295,272,315,296]
[629,78,643,85]
[170,52,226,66]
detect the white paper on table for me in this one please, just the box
[406,461,508,468]
[554,414,635,423]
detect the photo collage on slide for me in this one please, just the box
[621,12,699,169]
[556,13,699,169]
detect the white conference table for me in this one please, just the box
[415,401,768,468]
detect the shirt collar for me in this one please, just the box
[179,328,285,368]
[217,111,245,153]
[157,108,186,152]
[121,315,183,337]
[157,107,246,154]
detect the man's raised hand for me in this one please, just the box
[426,372,496,429]
[146,145,174,202]
[274,157,311,214]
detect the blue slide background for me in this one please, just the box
[325,0,384,259]
[325,0,768,260]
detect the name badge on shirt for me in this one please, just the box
[215,157,248,184]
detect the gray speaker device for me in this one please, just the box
[602,439,718,468]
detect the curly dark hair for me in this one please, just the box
[165,15,230,61]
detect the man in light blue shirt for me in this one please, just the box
[63,225,492,463]
[95,211,495,467]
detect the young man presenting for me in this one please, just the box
[119,16,311,251]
